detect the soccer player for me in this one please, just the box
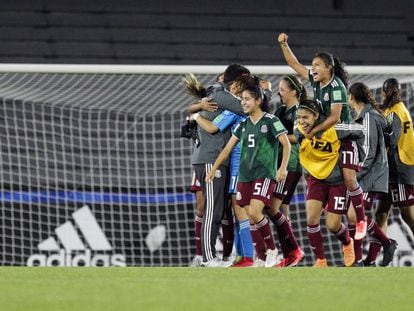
[206,82,291,268]
[268,75,306,267]
[346,82,398,267]
[277,33,367,240]
[190,75,272,267]
[185,64,251,267]
[372,78,414,265]
[295,99,363,267]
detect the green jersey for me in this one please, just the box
[274,105,302,173]
[233,113,287,182]
[309,71,352,123]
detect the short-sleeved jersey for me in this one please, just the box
[233,113,287,182]
[309,71,352,123]
[275,104,302,173]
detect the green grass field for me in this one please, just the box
[0,267,413,311]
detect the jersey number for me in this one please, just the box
[248,134,255,147]
[253,182,263,195]
[333,196,346,211]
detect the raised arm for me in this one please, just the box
[278,33,309,80]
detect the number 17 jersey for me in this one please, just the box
[233,113,287,182]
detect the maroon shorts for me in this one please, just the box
[389,183,414,207]
[376,191,391,202]
[340,140,360,171]
[236,178,276,208]
[273,171,302,204]
[190,169,202,192]
[306,175,348,214]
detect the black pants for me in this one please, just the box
[193,163,229,262]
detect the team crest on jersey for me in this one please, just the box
[261,125,268,133]
[236,192,242,200]
[323,93,330,101]
[214,169,222,178]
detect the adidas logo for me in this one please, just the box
[27,205,126,267]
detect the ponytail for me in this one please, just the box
[182,73,208,98]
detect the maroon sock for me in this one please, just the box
[250,224,266,260]
[221,218,234,258]
[349,186,365,222]
[195,215,203,256]
[334,223,351,245]
[269,211,299,257]
[367,217,390,246]
[307,224,325,259]
[365,239,382,265]
[348,224,362,262]
[256,217,276,251]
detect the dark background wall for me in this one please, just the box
[0,0,412,65]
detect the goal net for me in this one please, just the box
[0,64,413,266]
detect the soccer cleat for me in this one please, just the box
[343,238,356,267]
[352,260,364,267]
[201,257,232,268]
[189,255,203,267]
[285,247,305,267]
[232,257,254,268]
[363,259,376,267]
[275,247,305,268]
[253,258,266,267]
[275,258,288,268]
[264,248,278,267]
[233,256,243,265]
[313,258,328,268]
[381,239,398,267]
[354,220,367,240]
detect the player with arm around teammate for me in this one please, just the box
[206,82,291,268]
[277,33,367,240]
[185,65,252,267]
[190,75,265,267]
[295,99,364,267]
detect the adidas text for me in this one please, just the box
[27,250,126,267]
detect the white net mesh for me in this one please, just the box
[0,65,413,266]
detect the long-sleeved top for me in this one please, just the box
[355,104,389,193]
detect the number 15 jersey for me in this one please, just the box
[233,113,287,182]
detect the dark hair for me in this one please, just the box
[297,99,322,116]
[282,75,307,101]
[314,52,348,88]
[348,82,381,114]
[382,78,402,109]
[223,64,250,85]
[242,82,271,113]
[232,74,259,94]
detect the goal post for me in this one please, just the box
[0,64,413,267]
